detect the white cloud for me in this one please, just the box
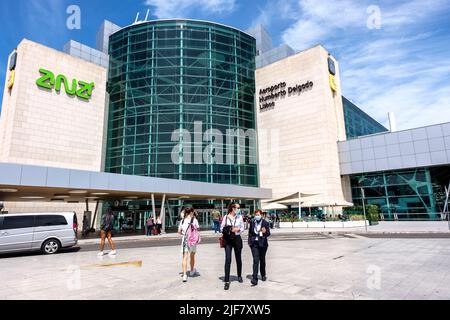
[278,0,450,130]
[339,29,450,129]
[250,0,298,29]
[281,0,449,50]
[281,19,329,50]
[281,0,366,50]
[381,0,449,28]
[145,0,236,19]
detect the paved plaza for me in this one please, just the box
[1,226,450,300]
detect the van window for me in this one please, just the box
[2,216,34,230]
[35,215,68,227]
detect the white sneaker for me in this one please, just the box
[109,250,117,256]
[97,251,105,256]
[182,274,188,282]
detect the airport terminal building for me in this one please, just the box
[0,20,269,230]
[0,19,449,229]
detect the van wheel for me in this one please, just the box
[42,239,60,254]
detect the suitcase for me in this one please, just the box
[151,227,158,235]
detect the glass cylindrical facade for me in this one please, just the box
[106,20,257,187]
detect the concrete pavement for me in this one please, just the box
[1,228,450,300]
[77,221,450,245]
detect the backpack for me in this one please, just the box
[187,217,201,247]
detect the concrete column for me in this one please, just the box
[161,194,166,233]
[151,193,156,220]
[298,191,302,219]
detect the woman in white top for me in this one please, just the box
[220,202,245,290]
[155,215,162,235]
[178,207,200,282]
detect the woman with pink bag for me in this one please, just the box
[178,207,201,282]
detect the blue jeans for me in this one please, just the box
[213,220,220,233]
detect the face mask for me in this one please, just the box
[255,216,262,221]
[235,208,241,215]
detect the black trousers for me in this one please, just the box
[224,235,243,282]
[251,244,268,280]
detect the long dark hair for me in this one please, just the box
[183,207,197,218]
[227,202,238,214]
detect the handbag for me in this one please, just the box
[219,235,225,248]
[220,216,237,247]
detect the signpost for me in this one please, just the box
[361,187,368,232]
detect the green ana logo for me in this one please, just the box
[36,68,94,100]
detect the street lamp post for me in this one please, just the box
[361,187,368,233]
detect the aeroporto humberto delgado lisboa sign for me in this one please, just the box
[258,80,314,112]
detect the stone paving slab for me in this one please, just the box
[1,235,450,300]
[76,221,450,245]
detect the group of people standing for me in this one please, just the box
[178,202,271,290]
[145,216,162,236]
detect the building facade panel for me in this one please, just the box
[0,39,108,220]
[0,39,108,171]
[339,122,450,175]
[256,45,349,205]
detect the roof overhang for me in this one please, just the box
[0,163,272,203]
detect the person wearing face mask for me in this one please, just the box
[248,209,271,286]
[220,202,245,290]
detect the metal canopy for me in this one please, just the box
[261,202,288,210]
[0,163,272,203]
[266,192,320,204]
[265,191,353,208]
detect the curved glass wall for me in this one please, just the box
[106,20,257,186]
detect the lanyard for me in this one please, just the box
[254,220,262,234]
[227,215,237,227]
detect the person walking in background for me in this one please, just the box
[146,216,154,236]
[290,211,296,223]
[98,208,117,256]
[178,207,200,282]
[246,213,252,230]
[248,209,270,285]
[118,216,124,233]
[212,209,221,234]
[82,214,89,237]
[221,202,245,290]
[156,215,162,235]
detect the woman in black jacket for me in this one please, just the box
[248,209,271,286]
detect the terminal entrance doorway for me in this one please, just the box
[111,206,152,234]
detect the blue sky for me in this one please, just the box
[0,0,449,129]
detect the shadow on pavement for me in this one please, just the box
[0,247,81,259]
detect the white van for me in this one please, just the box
[0,212,78,255]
